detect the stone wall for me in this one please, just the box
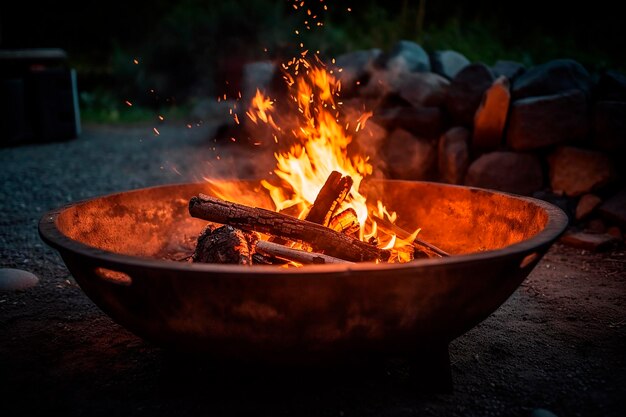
[231,41,626,250]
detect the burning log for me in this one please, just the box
[371,214,450,258]
[192,225,258,265]
[305,171,354,226]
[328,208,360,235]
[256,240,352,265]
[189,194,390,262]
[270,170,352,246]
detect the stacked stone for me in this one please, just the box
[231,41,626,249]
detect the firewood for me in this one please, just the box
[192,225,258,265]
[189,194,390,262]
[271,170,353,246]
[252,253,287,265]
[305,171,354,226]
[328,208,360,235]
[371,214,450,258]
[256,240,352,265]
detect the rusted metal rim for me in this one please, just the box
[38,181,569,276]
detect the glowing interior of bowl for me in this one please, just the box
[55,180,548,263]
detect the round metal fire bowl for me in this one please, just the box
[39,180,567,361]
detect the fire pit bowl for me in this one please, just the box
[39,180,566,368]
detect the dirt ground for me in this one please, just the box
[1,124,625,417]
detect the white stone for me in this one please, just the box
[0,268,39,291]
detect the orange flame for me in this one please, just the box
[211,55,419,263]
[258,59,371,226]
[246,90,279,130]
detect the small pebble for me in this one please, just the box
[531,408,558,417]
[0,268,39,291]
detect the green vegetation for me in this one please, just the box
[80,90,191,124]
[67,0,624,123]
[316,2,623,71]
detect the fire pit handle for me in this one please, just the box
[519,252,540,270]
[94,267,133,286]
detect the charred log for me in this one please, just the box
[305,171,354,226]
[192,225,258,265]
[189,194,390,262]
[328,208,360,235]
[252,252,287,265]
[271,171,353,246]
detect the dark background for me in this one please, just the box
[1,3,625,416]
[1,0,624,120]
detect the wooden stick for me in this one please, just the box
[252,252,287,265]
[371,214,451,258]
[305,171,354,226]
[256,240,353,265]
[189,194,390,262]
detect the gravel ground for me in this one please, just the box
[1,124,625,417]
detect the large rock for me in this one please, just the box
[335,49,382,96]
[335,49,382,75]
[383,128,436,180]
[438,127,470,184]
[595,70,626,101]
[575,194,602,220]
[533,190,575,218]
[430,50,470,79]
[593,101,626,152]
[375,92,413,111]
[473,75,511,149]
[506,89,589,151]
[598,188,626,228]
[492,60,526,81]
[373,106,443,138]
[354,120,387,168]
[390,72,450,107]
[549,146,615,196]
[465,151,543,195]
[383,40,430,73]
[512,59,592,99]
[242,61,276,103]
[359,69,392,98]
[445,63,495,126]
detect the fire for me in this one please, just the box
[240,55,419,263]
[245,90,278,130]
